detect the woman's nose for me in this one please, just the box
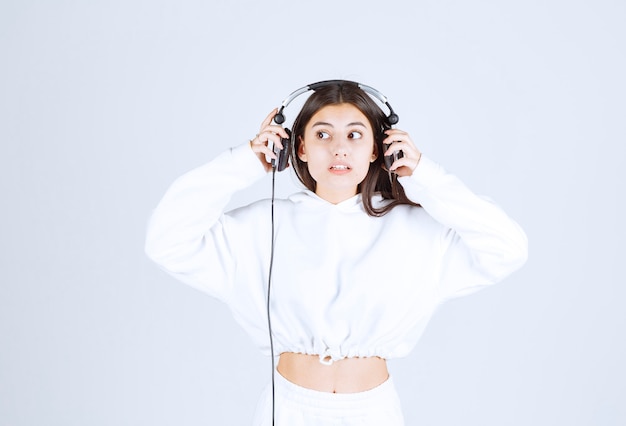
[333,139,348,156]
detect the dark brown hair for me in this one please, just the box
[290,82,419,216]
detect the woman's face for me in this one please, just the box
[298,103,377,204]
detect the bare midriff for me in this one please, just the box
[277,352,389,394]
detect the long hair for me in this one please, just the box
[289,82,419,216]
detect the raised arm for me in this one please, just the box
[144,142,267,299]
[384,129,528,299]
[145,110,292,299]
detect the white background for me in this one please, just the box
[1,0,624,425]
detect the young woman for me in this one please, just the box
[145,81,528,425]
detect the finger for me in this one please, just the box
[383,136,408,149]
[383,129,412,141]
[384,140,414,156]
[383,140,399,156]
[251,143,278,160]
[264,124,290,139]
[383,136,419,158]
[257,131,285,150]
[384,129,409,139]
[389,157,415,170]
[383,132,411,145]
[390,150,422,174]
[260,108,279,129]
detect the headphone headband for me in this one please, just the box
[274,80,399,126]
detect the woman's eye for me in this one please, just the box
[317,131,330,140]
[348,131,363,140]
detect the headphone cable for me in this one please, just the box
[267,165,277,425]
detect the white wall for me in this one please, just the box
[1,0,624,425]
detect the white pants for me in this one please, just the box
[252,371,405,425]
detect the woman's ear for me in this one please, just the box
[297,136,307,162]
[371,142,379,163]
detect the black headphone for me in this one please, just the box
[270,80,400,172]
[273,79,399,126]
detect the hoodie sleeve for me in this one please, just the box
[144,143,268,302]
[399,156,528,300]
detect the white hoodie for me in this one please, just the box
[145,143,528,364]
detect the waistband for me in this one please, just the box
[274,370,398,412]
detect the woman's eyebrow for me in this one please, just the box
[311,121,367,128]
[311,121,333,128]
[347,122,367,127]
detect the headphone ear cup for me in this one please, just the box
[274,128,292,171]
[274,112,286,124]
[387,113,399,125]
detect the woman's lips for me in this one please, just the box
[329,164,351,174]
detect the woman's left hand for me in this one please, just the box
[382,129,422,177]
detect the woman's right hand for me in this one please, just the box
[249,108,291,172]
